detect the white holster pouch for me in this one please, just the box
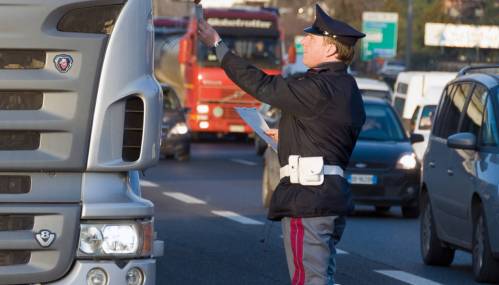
[280,155,344,186]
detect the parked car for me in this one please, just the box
[255,77,392,155]
[261,97,424,218]
[420,65,499,283]
[378,59,406,81]
[355,77,392,102]
[160,85,191,161]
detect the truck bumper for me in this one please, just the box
[46,259,156,285]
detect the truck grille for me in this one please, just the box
[223,107,239,119]
[0,50,45,70]
[0,91,43,110]
[0,215,34,231]
[57,4,124,35]
[0,175,30,194]
[0,251,30,266]
[122,97,144,162]
[0,205,80,284]
[0,131,40,150]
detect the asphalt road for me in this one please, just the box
[142,141,489,285]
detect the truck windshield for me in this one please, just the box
[198,36,281,69]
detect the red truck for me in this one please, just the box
[156,7,284,136]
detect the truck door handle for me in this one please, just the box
[447,169,454,176]
[429,162,436,168]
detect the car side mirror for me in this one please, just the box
[182,107,191,114]
[410,133,425,144]
[447,132,476,150]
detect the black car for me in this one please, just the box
[346,97,423,218]
[261,97,424,218]
[160,85,191,161]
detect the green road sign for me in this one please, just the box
[295,36,304,54]
[362,12,398,61]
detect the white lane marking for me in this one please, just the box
[140,180,159,187]
[336,249,348,255]
[230,159,257,166]
[163,192,206,204]
[211,211,264,225]
[375,270,442,285]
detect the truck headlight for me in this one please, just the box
[396,153,417,170]
[101,225,139,254]
[168,122,189,135]
[196,104,209,114]
[78,221,153,258]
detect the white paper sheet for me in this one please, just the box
[235,107,277,152]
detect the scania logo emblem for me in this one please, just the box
[54,54,73,73]
[355,163,367,169]
[35,230,56,248]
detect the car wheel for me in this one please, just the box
[472,208,499,283]
[420,193,454,266]
[402,205,420,218]
[375,206,391,214]
[262,164,272,208]
[175,146,191,162]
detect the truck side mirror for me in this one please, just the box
[178,37,191,64]
[287,45,296,64]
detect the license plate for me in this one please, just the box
[347,174,377,185]
[229,125,245,133]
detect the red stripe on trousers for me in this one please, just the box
[291,218,305,285]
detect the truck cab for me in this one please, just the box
[0,1,163,284]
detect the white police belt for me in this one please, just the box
[279,155,344,186]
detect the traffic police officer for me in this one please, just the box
[199,4,366,285]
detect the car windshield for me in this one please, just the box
[198,36,282,69]
[359,103,406,141]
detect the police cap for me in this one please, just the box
[304,4,365,46]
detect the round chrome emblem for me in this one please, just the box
[54,54,73,73]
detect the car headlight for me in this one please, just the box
[78,221,153,258]
[396,153,418,170]
[169,122,189,135]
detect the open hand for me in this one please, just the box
[197,20,221,47]
[265,129,279,144]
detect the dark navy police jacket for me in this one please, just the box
[221,52,366,221]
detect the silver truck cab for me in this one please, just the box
[0,1,163,284]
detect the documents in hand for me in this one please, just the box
[195,3,204,22]
[235,107,277,152]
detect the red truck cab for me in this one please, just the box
[178,7,284,135]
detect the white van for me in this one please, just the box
[409,96,440,160]
[393,72,456,128]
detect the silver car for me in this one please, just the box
[420,65,499,283]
